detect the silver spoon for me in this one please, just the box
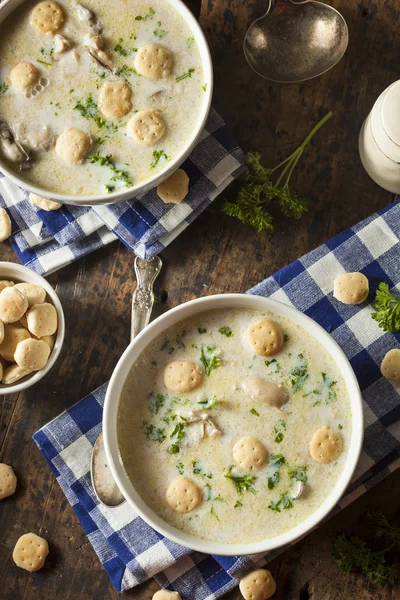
[91,255,163,507]
[244,0,349,83]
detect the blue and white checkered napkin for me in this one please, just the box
[0,108,244,275]
[33,199,400,597]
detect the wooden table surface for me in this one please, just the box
[1,0,400,598]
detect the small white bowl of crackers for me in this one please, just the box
[0,261,65,393]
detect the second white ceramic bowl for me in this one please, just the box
[0,261,65,394]
[103,293,364,556]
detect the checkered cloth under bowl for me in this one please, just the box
[33,200,400,597]
[0,108,245,275]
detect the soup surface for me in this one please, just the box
[0,0,205,195]
[118,308,352,544]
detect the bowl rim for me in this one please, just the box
[0,0,214,205]
[103,293,364,556]
[0,261,65,394]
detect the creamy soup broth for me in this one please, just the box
[118,308,352,544]
[0,0,205,195]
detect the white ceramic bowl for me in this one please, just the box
[0,0,213,206]
[103,294,364,556]
[0,261,65,394]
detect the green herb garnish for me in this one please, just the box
[265,358,280,372]
[150,149,171,169]
[142,422,165,442]
[176,68,195,82]
[116,65,140,81]
[37,59,53,67]
[153,21,167,38]
[274,419,286,443]
[210,505,220,521]
[88,152,132,188]
[223,112,332,232]
[338,424,343,430]
[192,461,212,479]
[198,327,206,334]
[200,345,222,376]
[371,282,400,332]
[267,454,285,489]
[104,184,115,193]
[224,466,256,495]
[290,354,308,391]
[148,392,165,414]
[0,82,9,95]
[322,372,337,403]
[234,500,243,509]
[202,83,207,92]
[176,461,184,474]
[250,408,260,417]
[187,37,194,47]
[197,396,217,409]
[289,466,308,482]
[168,421,185,454]
[268,492,293,512]
[135,7,155,20]
[218,326,233,337]
[114,39,129,56]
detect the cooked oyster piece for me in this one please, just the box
[176,409,222,438]
[76,3,102,33]
[53,33,71,60]
[84,34,115,72]
[0,118,32,169]
[18,124,54,152]
[291,481,305,500]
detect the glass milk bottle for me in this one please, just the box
[359,80,400,194]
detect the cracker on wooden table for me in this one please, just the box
[0,324,31,362]
[55,128,91,163]
[12,532,49,572]
[29,193,61,212]
[239,569,276,600]
[26,302,58,337]
[127,108,165,147]
[0,287,29,324]
[309,427,343,464]
[381,349,400,384]
[233,436,267,472]
[14,338,50,371]
[0,463,17,500]
[14,283,46,307]
[163,360,203,393]
[30,1,64,34]
[134,44,173,80]
[247,318,284,357]
[153,591,181,600]
[99,81,133,119]
[157,170,189,204]
[0,207,12,242]
[166,476,202,513]
[9,62,40,92]
[333,272,369,305]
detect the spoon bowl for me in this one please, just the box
[244,0,349,83]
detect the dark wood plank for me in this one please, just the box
[1,0,400,598]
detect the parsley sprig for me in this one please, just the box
[200,345,222,376]
[371,282,400,332]
[224,466,256,495]
[88,152,132,188]
[150,150,170,169]
[176,68,195,82]
[223,112,332,232]
[0,82,8,95]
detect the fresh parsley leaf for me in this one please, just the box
[222,112,332,232]
[371,282,400,332]
[37,59,53,67]
[289,466,308,482]
[205,483,212,501]
[142,422,165,442]
[224,466,256,495]
[210,504,220,521]
[218,326,233,337]
[200,345,222,376]
[176,461,184,474]
[148,392,165,414]
[116,65,139,81]
[114,39,129,56]
[88,152,132,188]
[267,454,285,489]
[198,327,206,334]
[168,420,185,453]
[150,149,170,169]
[192,460,201,475]
[187,37,194,47]
[250,408,260,416]
[176,68,195,82]
[0,82,8,95]
[273,420,286,443]
[234,500,243,509]
[338,424,343,430]
[365,511,400,547]
[322,372,337,403]
[290,354,308,391]
[197,396,217,409]
[265,358,280,372]
[202,83,207,92]
[104,184,115,193]
[332,534,399,585]
[268,492,293,512]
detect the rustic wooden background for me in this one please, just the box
[1,0,400,598]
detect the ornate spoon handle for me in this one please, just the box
[131,256,163,342]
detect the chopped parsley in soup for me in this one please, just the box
[118,308,352,544]
[0,0,205,195]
